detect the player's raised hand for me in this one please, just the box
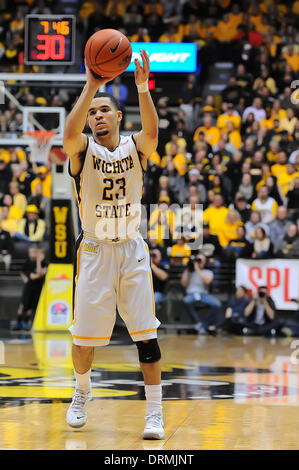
[85,59,118,89]
[134,49,150,85]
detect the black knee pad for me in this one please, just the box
[136,339,161,363]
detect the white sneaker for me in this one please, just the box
[66,389,92,428]
[142,413,165,440]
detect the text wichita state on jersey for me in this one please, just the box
[70,135,144,231]
[93,153,135,219]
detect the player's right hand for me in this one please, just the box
[84,60,118,88]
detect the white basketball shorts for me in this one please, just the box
[69,232,160,346]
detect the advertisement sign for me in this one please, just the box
[236,259,299,310]
[33,264,73,331]
[126,42,197,73]
[50,199,75,263]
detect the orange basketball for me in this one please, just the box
[84,29,132,78]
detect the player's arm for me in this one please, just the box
[63,63,115,176]
[133,49,158,170]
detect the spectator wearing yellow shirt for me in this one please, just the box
[182,14,202,40]
[265,26,282,58]
[144,1,163,17]
[176,193,203,236]
[280,108,298,135]
[1,194,22,221]
[149,202,176,239]
[193,115,221,147]
[256,15,270,35]
[260,108,275,130]
[226,121,242,150]
[148,150,161,166]
[79,2,95,19]
[249,5,263,30]
[217,103,241,132]
[10,11,25,33]
[228,4,244,27]
[165,135,187,156]
[130,28,151,42]
[277,163,299,197]
[253,67,277,95]
[198,18,217,42]
[266,140,280,163]
[159,24,182,42]
[292,0,299,14]
[31,166,52,199]
[9,181,27,216]
[214,14,238,42]
[271,152,288,178]
[218,210,243,248]
[283,45,299,73]
[170,235,191,265]
[0,206,18,236]
[255,163,272,192]
[15,204,46,243]
[160,142,187,176]
[105,0,126,17]
[203,194,229,236]
[270,99,286,123]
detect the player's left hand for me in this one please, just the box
[134,49,150,85]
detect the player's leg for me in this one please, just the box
[67,345,94,429]
[136,339,164,439]
[117,236,164,439]
[67,237,117,428]
[72,344,94,391]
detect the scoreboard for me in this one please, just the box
[24,15,76,65]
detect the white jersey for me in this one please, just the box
[70,134,143,241]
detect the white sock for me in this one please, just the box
[74,369,91,394]
[144,384,162,416]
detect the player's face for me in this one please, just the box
[87,97,122,138]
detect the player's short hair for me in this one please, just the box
[93,92,121,111]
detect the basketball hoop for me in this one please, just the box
[25,130,56,165]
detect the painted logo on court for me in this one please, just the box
[0,364,297,407]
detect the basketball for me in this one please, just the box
[84,29,132,79]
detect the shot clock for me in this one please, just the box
[24,15,76,65]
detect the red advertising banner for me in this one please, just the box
[236,259,299,310]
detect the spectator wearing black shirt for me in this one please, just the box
[14,245,48,330]
[217,286,250,335]
[221,76,244,106]
[233,196,252,223]
[265,175,284,206]
[274,224,299,258]
[225,225,253,260]
[157,97,175,155]
[0,157,12,199]
[287,177,299,220]
[226,152,243,194]
[200,222,223,288]
[243,286,285,337]
[0,221,13,271]
[252,227,273,259]
[150,248,169,307]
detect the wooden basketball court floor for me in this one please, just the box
[0,329,298,450]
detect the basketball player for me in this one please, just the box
[63,50,164,439]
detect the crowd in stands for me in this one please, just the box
[0,0,298,334]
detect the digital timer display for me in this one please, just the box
[24,15,75,65]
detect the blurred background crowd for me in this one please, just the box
[0,0,298,334]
